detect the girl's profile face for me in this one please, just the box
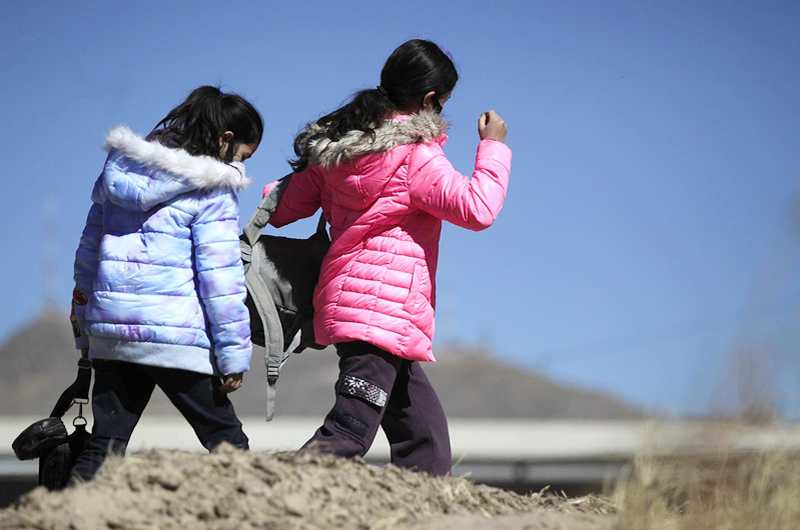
[218,132,259,162]
[423,91,452,114]
[231,142,259,162]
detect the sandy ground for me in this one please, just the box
[0,446,614,530]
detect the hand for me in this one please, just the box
[80,348,89,359]
[220,373,243,393]
[478,110,507,143]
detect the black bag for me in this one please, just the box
[239,174,330,420]
[12,357,93,490]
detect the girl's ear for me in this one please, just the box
[218,131,235,160]
[421,91,437,111]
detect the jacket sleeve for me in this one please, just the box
[408,139,512,231]
[72,202,103,350]
[262,166,322,227]
[191,190,253,375]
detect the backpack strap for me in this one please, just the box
[243,259,284,421]
[241,177,290,421]
[315,208,327,235]
[240,174,326,421]
[242,174,293,248]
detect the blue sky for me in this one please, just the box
[1,1,798,417]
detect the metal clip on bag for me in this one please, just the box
[240,174,330,421]
[12,357,92,489]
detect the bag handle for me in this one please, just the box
[49,357,92,419]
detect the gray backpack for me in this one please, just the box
[240,174,329,420]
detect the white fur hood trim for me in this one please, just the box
[306,111,448,168]
[103,125,251,191]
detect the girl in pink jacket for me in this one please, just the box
[264,39,511,475]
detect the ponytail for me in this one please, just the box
[290,88,394,172]
[153,86,263,161]
[291,39,458,172]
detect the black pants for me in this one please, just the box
[70,360,248,482]
[303,341,452,476]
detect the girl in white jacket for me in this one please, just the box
[70,86,261,483]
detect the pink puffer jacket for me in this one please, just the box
[264,112,511,362]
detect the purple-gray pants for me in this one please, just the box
[303,341,452,476]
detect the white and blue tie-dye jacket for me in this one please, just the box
[72,125,252,376]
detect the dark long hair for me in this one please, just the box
[291,39,458,172]
[152,86,263,162]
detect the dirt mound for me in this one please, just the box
[0,446,614,530]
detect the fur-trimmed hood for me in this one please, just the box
[305,111,448,168]
[96,125,250,212]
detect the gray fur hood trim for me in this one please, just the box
[103,125,251,191]
[306,111,448,168]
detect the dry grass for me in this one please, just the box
[614,428,800,530]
